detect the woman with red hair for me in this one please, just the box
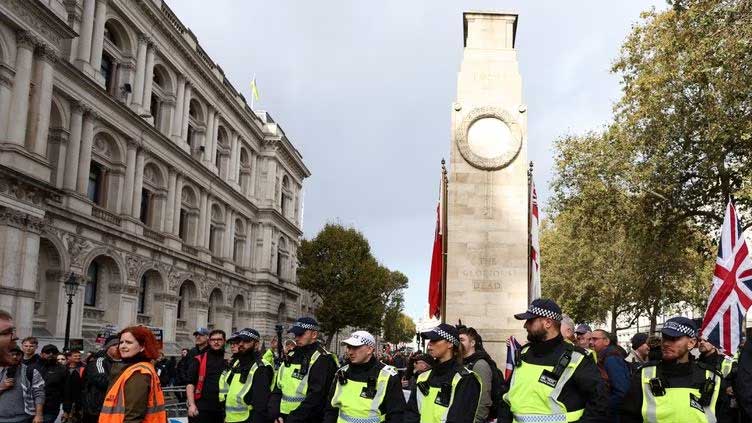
[99,326,166,423]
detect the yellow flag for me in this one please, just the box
[250,77,260,101]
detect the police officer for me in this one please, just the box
[219,328,274,423]
[271,317,339,423]
[324,330,405,423]
[405,323,481,423]
[620,317,730,422]
[500,298,608,422]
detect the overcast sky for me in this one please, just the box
[168,0,667,320]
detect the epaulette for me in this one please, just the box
[381,365,398,377]
[457,366,472,377]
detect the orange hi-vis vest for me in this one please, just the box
[99,362,166,423]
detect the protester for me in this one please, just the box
[402,353,433,391]
[186,329,226,423]
[0,310,45,423]
[561,314,576,344]
[620,317,730,422]
[459,326,496,422]
[283,339,296,355]
[589,329,631,417]
[735,338,752,421]
[99,326,166,423]
[219,329,273,423]
[324,330,405,423]
[21,336,41,370]
[56,354,66,366]
[698,337,734,377]
[500,299,608,422]
[575,324,592,350]
[62,350,84,421]
[80,335,120,423]
[625,333,649,371]
[38,344,67,423]
[271,317,338,423]
[178,328,209,388]
[404,323,480,423]
[263,336,277,366]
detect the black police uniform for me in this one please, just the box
[269,341,339,423]
[323,355,406,423]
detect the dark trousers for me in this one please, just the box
[81,413,99,423]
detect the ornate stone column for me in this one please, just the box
[224,209,234,260]
[180,83,192,142]
[131,34,149,110]
[122,140,137,214]
[171,77,185,139]
[202,196,212,250]
[88,0,108,78]
[229,133,239,183]
[6,31,36,145]
[195,189,206,247]
[63,102,83,191]
[28,45,57,157]
[164,167,176,234]
[142,42,156,115]
[172,173,183,237]
[160,98,175,136]
[243,218,253,268]
[48,128,69,188]
[249,151,257,198]
[204,107,215,162]
[75,109,96,195]
[131,147,145,218]
[76,0,96,66]
[210,113,220,166]
[0,69,13,137]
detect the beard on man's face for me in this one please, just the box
[527,326,547,343]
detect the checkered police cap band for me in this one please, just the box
[664,321,696,337]
[433,328,460,346]
[238,330,259,341]
[294,321,320,331]
[350,334,375,347]
[529,306,562,322]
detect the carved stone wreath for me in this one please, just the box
[454,106,523,171]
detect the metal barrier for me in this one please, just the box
[161,386,188,418]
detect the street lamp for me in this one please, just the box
[63,273,80,351]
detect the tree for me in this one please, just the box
[297,223,408,347]
[383,304,417,345]
[612,0,752,230]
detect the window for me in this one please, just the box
[139,189,151,225]
[177,285,185,319]
[88,162,103,205]
[233,240,239,263]
[276,250,283,277]
[178,209,187,242]
[137,274,147,314]
[150,94,160,126]
[85,263,99,307]
[209,226,217,255]
[187,125,194,147]
[215,150,221,168]
[101,53,115,93]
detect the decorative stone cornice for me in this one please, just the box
[0,174,48,209]
[153,292,179,303]
[2,0,77,49]
[16,30,38,49]
[0,206,42,233]
[36,44,59,64]
[109,283,139,295]
[138,33,151,44]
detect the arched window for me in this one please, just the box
[101,19,134,98]
[209,204,224,257]
[87,162,104,205]
[89,133,125,214]
[239,148,252,196]
[150,64,174,134]
[276,237,288,279]
[137,274,147,314]
[281,175,292,217]
[85,262,99,307]
[140,163,166,230]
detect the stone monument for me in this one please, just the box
[445,12,528,363]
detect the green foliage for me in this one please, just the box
[297,223,409,345]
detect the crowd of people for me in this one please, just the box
[1,301,751,423]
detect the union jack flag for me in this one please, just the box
[530,180,541,300]
[504,335,522,381]
[700,201,752,356]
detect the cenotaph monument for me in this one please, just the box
[445,12,529,363]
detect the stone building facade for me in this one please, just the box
[0,0,312,352]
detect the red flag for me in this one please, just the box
[428,204,443,318]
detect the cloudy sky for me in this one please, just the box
[168,0,667,320]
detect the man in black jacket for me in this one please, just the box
[38,344,67,423]
[80,335,120,423]
[187,329,226,423]
[270,317,338,423]
[500,298,609,422]
[324,331,405,423]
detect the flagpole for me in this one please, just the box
[441,159,448,324]
[527,161,533,305]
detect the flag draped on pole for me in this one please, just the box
[250,75,260,109]
[428,161,447,319]
[504,335,522,381]
[700,201,752,356]
[529,173,541,301]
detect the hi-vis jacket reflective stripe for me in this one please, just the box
[330,364,396,423]
[221,360,269,422]
[277,350,322,414]
[99,362,166,423]
[503,346,586,423]
[415,368,480,423]
[640,365,721,423]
